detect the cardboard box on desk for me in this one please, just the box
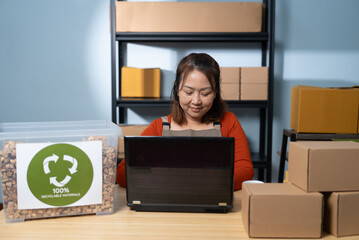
[288,141,359,192]
[121,67,160,98]
[116,2,263,33]
[240,67,268,100]
[220,67,240,100]
[324,191,359,237]
[242,182,323,238]
[117,124,148,159]
[290,85,359,134]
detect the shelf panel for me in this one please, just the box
[285,129,359,141]
[251,152,268,169]
[116,32,269,42]
[117,97,268,108]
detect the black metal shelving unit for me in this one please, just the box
[110,0,275,182]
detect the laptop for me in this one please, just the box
[124,136,234,213]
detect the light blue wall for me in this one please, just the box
[0,0,112,203]
[0,0,111,123]
[1,0,359,202]
[273,0,359,180]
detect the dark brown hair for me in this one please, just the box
[171,53,227,125]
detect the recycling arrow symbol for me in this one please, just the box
[43,154,78,187]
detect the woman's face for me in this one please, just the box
[178,70,216,122]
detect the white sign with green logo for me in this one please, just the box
[16,141,103,209]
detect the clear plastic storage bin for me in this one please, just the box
[0,120,121,222]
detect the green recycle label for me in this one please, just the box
[27,143,94,206]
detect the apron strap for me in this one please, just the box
[213,122,221,130]
[161,116,170,130]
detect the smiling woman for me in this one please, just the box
[117,53,254,190]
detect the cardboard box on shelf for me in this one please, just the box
[240,67,268,100]
[242,183,323,238]
[116,2,263,33]
[221,83,240,100]
[288,141,359,192]
[240,84,267,100]
[220,67,240,100]
[121,67,160,98]
[290,85,359,134]
[220,67,240,84]
[324,191,359,237]
[117,124,148,159]
[241,67,268,84]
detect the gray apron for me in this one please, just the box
[161,116,222,137]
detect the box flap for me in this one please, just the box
[288,142,310,191]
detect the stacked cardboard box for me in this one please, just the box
[290,85,359,133]
[220,67,240,100]
[220,67,268,101]
[288,141,359,237]
[240,67,268,100]
[242,182,323,238]
[242,140,359,238]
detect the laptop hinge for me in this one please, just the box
[218,202,227,207]
[133,200,141,205]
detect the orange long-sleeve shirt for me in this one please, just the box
[116,112,254,190]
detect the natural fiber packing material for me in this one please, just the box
[0,120,121,222]
[116,2,263,33]
[288,141,359,192]
[242,182,323,238]
[324,191,359,237]
[121,67,160,98]
[290,85,359,133]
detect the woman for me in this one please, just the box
[116,53,254,190]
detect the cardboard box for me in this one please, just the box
[240,84,267,100]
[324,191,359,237]
[221,83,240,100]
[220,67,240,84]
[121,67,160,98]
[240,67,268,100]
[288,141,359,192]
[241,67,268,84]
[118,124,148,159]
[242,183,323,238]
[116,2,263,33]
[220,67,240,100]
[290,85,359,133]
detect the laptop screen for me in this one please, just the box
[124,136,234,212]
